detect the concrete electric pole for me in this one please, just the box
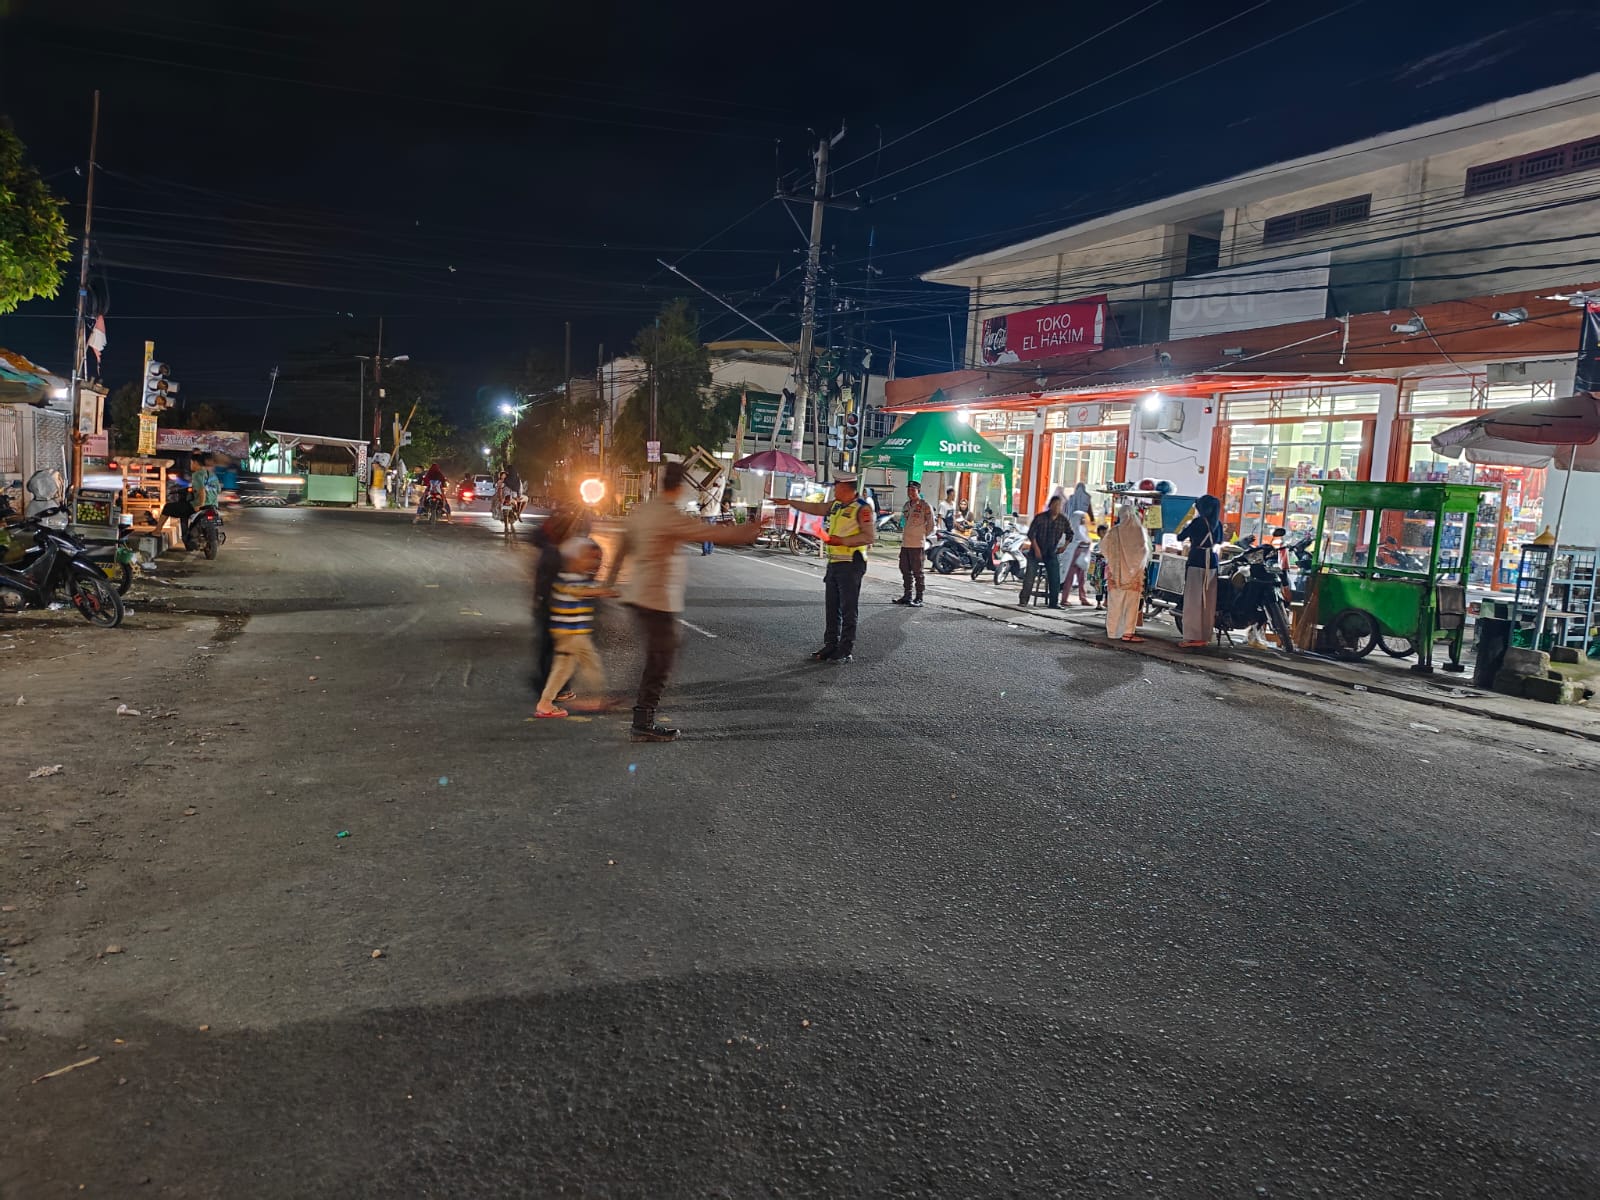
[786,127,845,474]
[68,90,101,494]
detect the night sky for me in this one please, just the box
[2,0,1597,430]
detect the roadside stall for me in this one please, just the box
[261,430,368,505]
[1299,480,1496,673]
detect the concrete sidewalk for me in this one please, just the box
[766,540,1600,745]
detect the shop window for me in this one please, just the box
[1321,507,1373,567]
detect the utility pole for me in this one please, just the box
[596,342,605,475]
[371,317,385,449]
[785,127,845,472]
[68,90,101,495]
[259,366,279,436]
[649,317,660,494]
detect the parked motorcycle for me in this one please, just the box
[0,506,125,627]
[926,527,982,575]
[971,515,1027,584]
[183,502,226,559]
[1160,535,1296,656]
[51,520,140,594]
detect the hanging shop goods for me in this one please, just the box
[1302,480,1499,673]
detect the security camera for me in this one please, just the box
[1492,307,1529,324]
[1390,316,1426,335]
[1156,350,1173,365]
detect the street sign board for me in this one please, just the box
[137,413,157,456]
[743,391,792,438]
[646,440,661,463]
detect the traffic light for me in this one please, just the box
[842,410,861,454]
[141,361,178,411]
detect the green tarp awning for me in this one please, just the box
[858,401,1016,506]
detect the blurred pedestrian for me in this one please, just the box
[1179,494,1223,648]
[1067,480,1095,521]
[534,538,615,718]
[530,507,580,697]
[893,479,934,607]
[1102,503,1150,642]
[774,472,876,663]
[604,461,760,742]
[1061,509,1092,606]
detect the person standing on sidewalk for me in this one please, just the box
[1061,509,1093,606]
[939,488,956,532]
[774,473,876,664]
[1178,494,1223,648]
[1101,503,1150,642]
[1019,493,1069,608]
[893,480,935,608]
[604,462,760,742]
[1067,480,1095,522]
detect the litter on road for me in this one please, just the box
[31,1056,101,1084]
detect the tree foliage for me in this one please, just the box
[610,298,737,470]
[105,382,141,454]
[506,349,607,495]
[0,121,71,315]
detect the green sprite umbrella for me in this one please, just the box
[858,399,1015,508]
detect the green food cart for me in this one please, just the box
[1305,480,1499,673]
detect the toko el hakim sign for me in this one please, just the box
[980,296,1107,364]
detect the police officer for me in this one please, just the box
[774,472,877,663]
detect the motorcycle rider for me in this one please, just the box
[414,461,450,524]
[184,453,222,548]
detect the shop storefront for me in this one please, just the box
[1208,390,1381,543]
[1042,406,1128,508]
[1389,378,1557,588]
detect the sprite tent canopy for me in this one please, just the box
[858,401,1015,506]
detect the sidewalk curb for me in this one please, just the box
[752,549,1600,745]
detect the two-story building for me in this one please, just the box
[885,72,1600,589]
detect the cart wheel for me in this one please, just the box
[1321,608,1378,661]
[1376,633,1416,658]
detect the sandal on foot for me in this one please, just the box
[534,707,569,718]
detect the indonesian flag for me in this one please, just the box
[87,314,108,367]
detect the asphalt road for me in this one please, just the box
[3,507,1597,1198]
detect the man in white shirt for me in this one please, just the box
[605,462,760,742]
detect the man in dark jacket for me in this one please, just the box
[1019,493,1069,608]
[530,507,579,694]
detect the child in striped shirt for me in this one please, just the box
[535,538,615,718]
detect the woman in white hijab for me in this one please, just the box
[1101,503,1151,642]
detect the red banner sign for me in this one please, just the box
[980,296,1107,365]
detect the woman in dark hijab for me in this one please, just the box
[1177,494,1223,648]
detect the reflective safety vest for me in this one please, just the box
[824,498,870,562]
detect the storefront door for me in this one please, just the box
[1045,428,1125,511]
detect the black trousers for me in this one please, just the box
[632,605,681,715]
[823,556,868,653]
[897,546,924,599]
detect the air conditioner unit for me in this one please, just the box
[1137,398,1186,435]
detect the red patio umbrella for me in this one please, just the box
[732,449,814,476]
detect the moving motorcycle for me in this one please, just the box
[417,491,448,525]
[0,506,125,628]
